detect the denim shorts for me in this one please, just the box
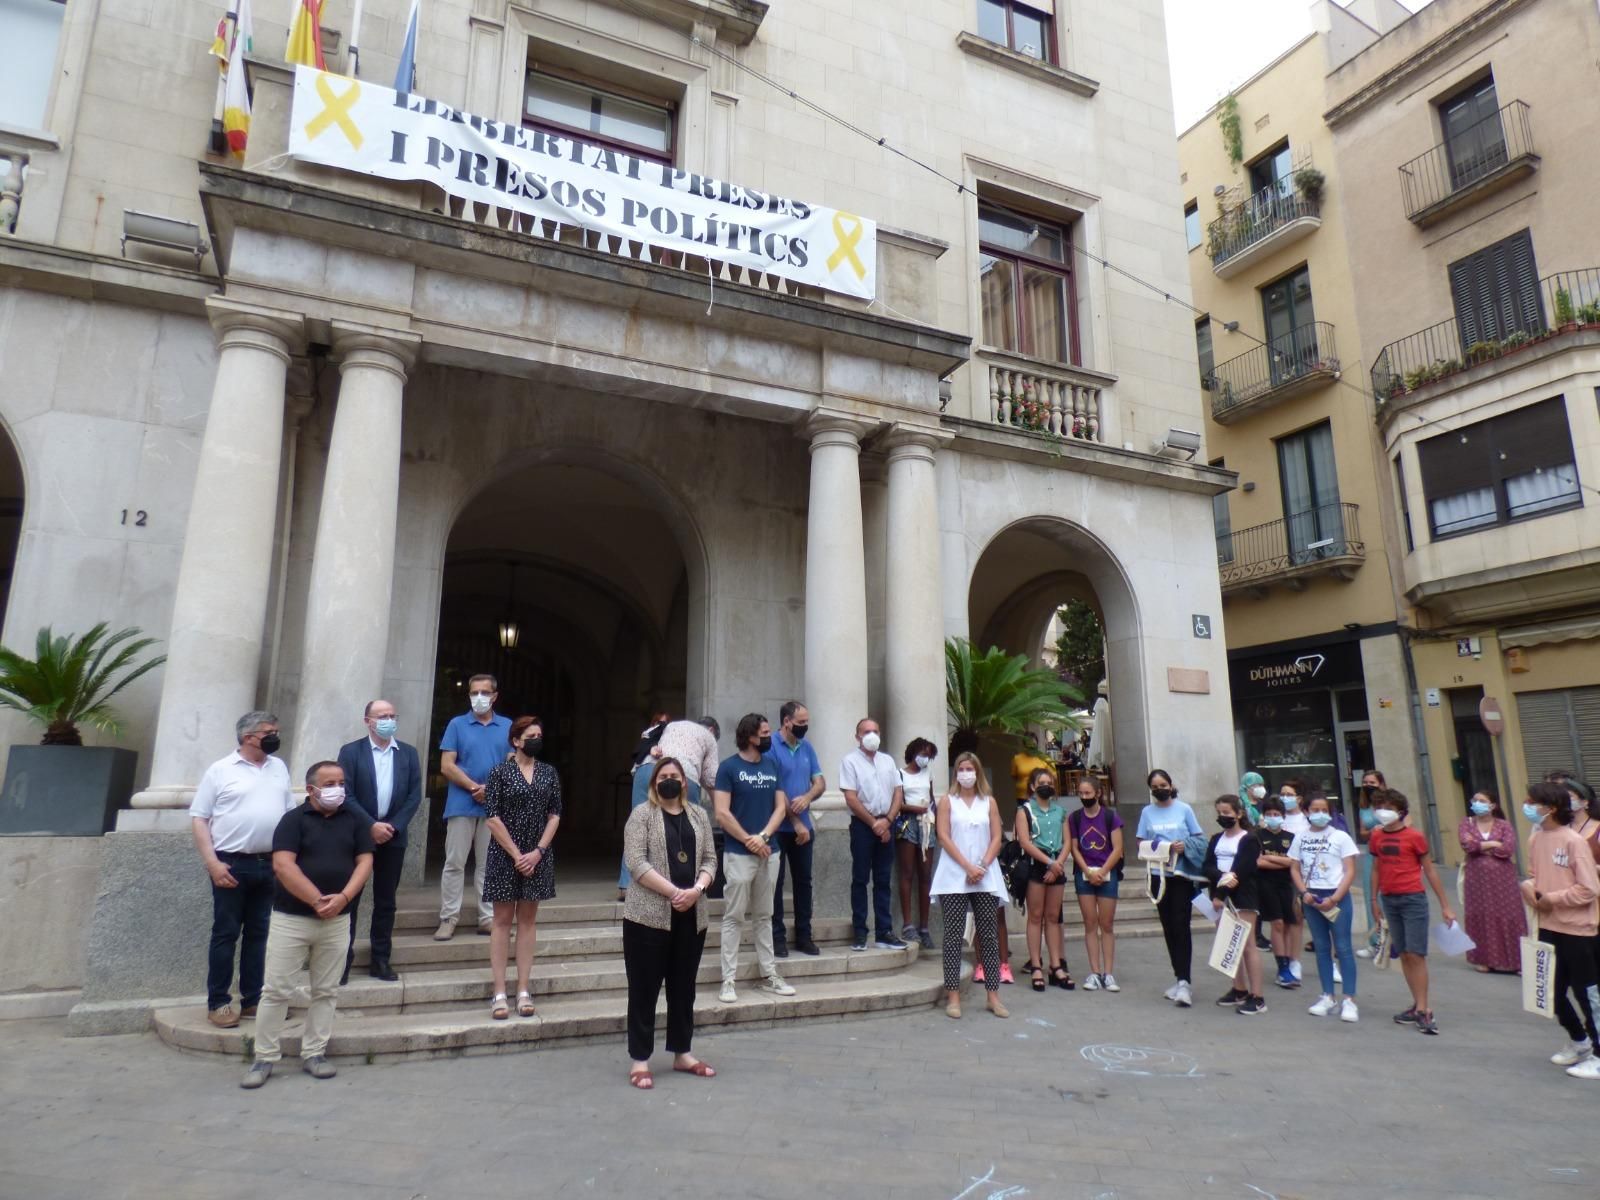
[1381,891,1430,956]
[1074,870,1120,898]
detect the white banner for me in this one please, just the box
[286,67,877,300]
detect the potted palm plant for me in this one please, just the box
[0,624,165,835]
[945,637,1082,761]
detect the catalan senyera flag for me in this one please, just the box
[285,0,326,69]
[222,0,254,159]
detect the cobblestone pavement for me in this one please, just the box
[1,934,1590,1200]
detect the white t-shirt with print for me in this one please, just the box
[1289,828,1359,891]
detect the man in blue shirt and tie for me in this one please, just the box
[435,673,512,939]
[769,700,823,957]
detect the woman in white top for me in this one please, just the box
[895,737,939,950]
[1288,792,1361,1022]
[930,751,1010,1020]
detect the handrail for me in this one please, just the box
[1208,322,1338,415]
[1398,100,1534,220]
[1218,502,1364,586]
[1206,182,1320,267]
[981,351,1106,442]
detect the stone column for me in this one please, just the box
[288,323,419,779]
[883,425,951,784]
[802,411,874,797]
[133,299,303,807]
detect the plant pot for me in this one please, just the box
[0,745,137,836]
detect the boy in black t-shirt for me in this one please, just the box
[1253,794,1299,987]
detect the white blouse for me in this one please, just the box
[929,792,1011,905]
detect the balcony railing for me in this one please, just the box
[1208,321,1339,423]
[1207,182,1321,271]
[1371,268,1600,406]
[1399,100,1536,224]
[983,353,1105,442]
[1218,502,1365,593]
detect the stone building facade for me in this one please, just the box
[0,0,1232,1023]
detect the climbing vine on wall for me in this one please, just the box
[1217,94,1243,167]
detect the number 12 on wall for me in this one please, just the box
[120,509,147,527]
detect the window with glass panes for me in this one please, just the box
[978,203,1078,364]
[0,0,65,130]
[1184,201,1201,251]
[1417,396,1581,538]
[976,0,1055,61]
[524,70,675,164]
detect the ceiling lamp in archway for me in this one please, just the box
[497,561,520,651]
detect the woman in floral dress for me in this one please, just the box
[1457,790,1524,973]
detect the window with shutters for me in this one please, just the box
[1448,228,1544,354]
[1195,318,1214,389]
[1516,687,1600,782]
[1394,454,1414,552]
[1438,76,1508,192]
[1211,458,1233,564]
[1416,396,1582,538]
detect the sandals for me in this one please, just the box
[1051,965,1076,991]
[628,1068,653,1090]
[517,991,536,1017]
[490,994,510,1020]
[1031,967,1046,992]
[673,1058,716,1078]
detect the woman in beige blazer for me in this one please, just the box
[622,757,719,1089]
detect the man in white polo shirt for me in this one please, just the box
[189,710,295,1028]
[841,717,905,952]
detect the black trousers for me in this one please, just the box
[623,911,706,1062]
[1155,875,1196,983]
[347,837,407,973]
[772,830,813,944]
[1543,929,1600,1046]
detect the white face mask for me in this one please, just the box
[860,731,881,753]
[315,786,345,811]
[1373,808,1400,827]
[470,693,493,714]
[1281,794,1299,810]
[914,755,931,769]
[956,769,977,788]
[1248,785,1266,801]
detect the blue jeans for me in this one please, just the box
[617,785,652,889]
[850,819,894,941]
[1306,888,1356,998]
[207,852,275,1010]
[772,830,813,944]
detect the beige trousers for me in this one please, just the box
[440,814,494,925]
[721,850,781,984]
[253,911,349,1062]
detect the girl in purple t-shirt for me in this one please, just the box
[1069,776,1124,991]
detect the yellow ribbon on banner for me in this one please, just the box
[826,211,867,280]
[305,73,364,150]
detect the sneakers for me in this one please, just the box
[1551,1039,1594,1066]
[1308,994,1338,1017]
[1238,995,1266,1015]
[302,1055,337,1080]
[1275,964,1297,989]
[1101,974,1121,993]
[719,981,737,1004]
[1082,972,1102,991]
[433,919,456,941]
[901,924,918,941]
[875,935,908,950]
[1416,1011,1440,1035]
[1289,960,1303,983]
[851,937,868,952]
[1567,1057,1600,1080]
[918,930,935,951]
[1393,1006,1420,1025]
[1163,980,1182,1002]
[1340,998,1360,1023]
[973,962,985,983]
[207,1006,240,1029]
[1356,946,1375,959]
[763,976,797,997]
[1174,981,1193,1007]
[1216,988,1248,1008]
[239,1061,272,1089]
[1000,963,1015,985]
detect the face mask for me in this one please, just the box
[791,724,809,740]
[1522,802,1544,823]
[1217,815,1238,830]
[1281,795,1299,811]
[1248,785,1266,801]
[757,735,773,753]
[914,755,931,769]
[956,770,977,788]
[373,717,397,738]
[861,732,881,753]
[1080,794,1099,808]
[521,737,543,757]
[470,693,492,714]
[1359,809,1380,830]
[657,778,683,801]
[1308,812,1333,829]
[258,733,281,755]
[1470,800,1492,817]
[315,786,345,811]
[1263,814,1284,832]
[1151,787,1172,802]
[1573,797,1586,813]
[1036,785,1055,801]
[1373,808,1400,828]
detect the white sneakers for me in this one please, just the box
[1308,994,1338,1017]
[1163,980,1181,1001]
[719,981,737,1004]
[1340,998,1359,1023]
[763,976,796,997]
[1102,974,1121,992]
[1309,994,1359,1021]
[1289,960,1303,982]
[1356,946,1375,959]
[1174,980,1193,1007]
[1082,973,1102,991]
[1552,1039,1593,1066]
[1567,1057,1600,1080]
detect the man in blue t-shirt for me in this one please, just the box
[769,700,824,958]
[435,673,512,939]
[712,713,796,1003]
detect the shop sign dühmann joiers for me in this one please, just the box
[287,67,877,301]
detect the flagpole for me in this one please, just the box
[347,0,364,76]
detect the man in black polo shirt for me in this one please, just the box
[241,761,373,1089]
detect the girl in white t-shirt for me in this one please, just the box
[895,737,939,949]
[1288,793,1361,1023]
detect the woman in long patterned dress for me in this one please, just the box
[1457,790,1524,973]
[484,715,563,1018]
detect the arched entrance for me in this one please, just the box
[0,425,21,632]
[967,517,1148,812]
[426,459,695,865]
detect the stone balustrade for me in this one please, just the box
[983,352,1105,442]
[0,153,24,236]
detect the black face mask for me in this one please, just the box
[1035,785,1056,800]
[1151,787,1172,801]
[756,735,773,753]
[1218,815,1238,830]
[657,778,683,800]
[258,733,281,755]
[521,737,543,757]
[791,724,809,740]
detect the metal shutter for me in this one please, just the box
[1449,228,1543,351]
[1572,687,1600,779]
[1517,690,1578,782]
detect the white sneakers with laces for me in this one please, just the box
[719,981,737,1004]
[1101,974,1121,992]
[1163,980,1182,1002]
[1082,973,1102,991]
[1308,994,1337,1017]
[1567,1057,1600,1080]
[1551,1039,1593,1066]
[1339,998,1359,1023]
[1174,980,1192,1007]
[763,976,796,997]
